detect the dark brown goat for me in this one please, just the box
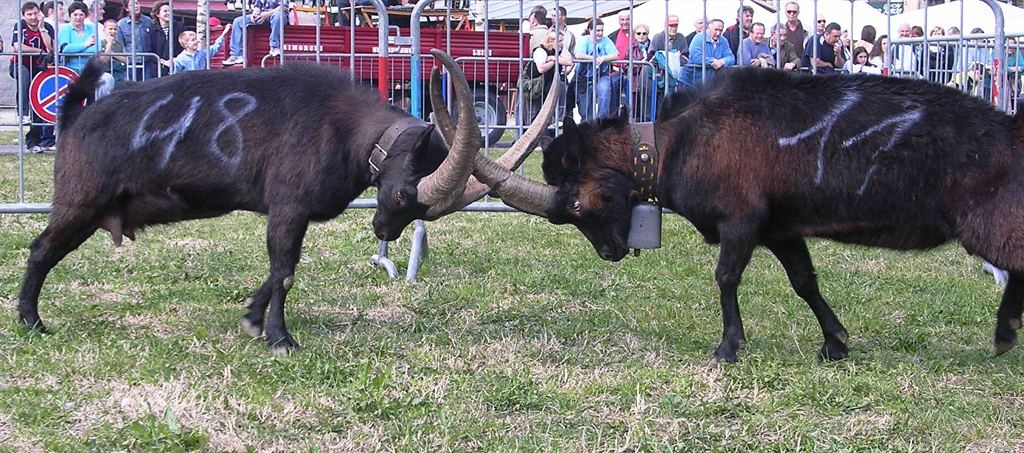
[17,52,555,354]
[473,68,1024,363]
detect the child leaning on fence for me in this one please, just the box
[172,24,232,72]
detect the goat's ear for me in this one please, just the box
[406,124,439,174]
[543,118,583,185]
[617,105,629,120]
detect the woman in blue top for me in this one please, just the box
[58,1,97,72]
[58,1,114,98]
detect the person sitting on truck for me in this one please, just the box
[222,0,287,66]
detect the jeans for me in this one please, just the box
[230,11,288,57]
[608,71,623,116]
[95,73,116,99]
[576,74,611,121]
[563,74,576,121]
[517,76,563,138]
[9,62,54,147]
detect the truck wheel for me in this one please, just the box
[453,89,506,145]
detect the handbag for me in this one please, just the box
[520,68,545,100]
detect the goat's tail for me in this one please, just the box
[58,57,105,131]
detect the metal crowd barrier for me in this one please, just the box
[3,0,1020,280]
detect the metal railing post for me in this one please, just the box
[979,0,1008,112]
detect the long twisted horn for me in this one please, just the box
[417,50,482,218]
[424,51,562,217]
[453,78,562,210]
[429,67,455,148]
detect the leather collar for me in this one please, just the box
[629,122,659,203]
[369,117,430,175]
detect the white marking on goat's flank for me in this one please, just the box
[131,94,202,169]
[209,93,258,167]
[842,109,924,149]
[778,91,860,185]
[855,107,924,195]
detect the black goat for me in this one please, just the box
[17,51,554,354]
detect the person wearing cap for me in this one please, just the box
[648,14,688,109]
[648,14,688,60]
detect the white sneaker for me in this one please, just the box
[226,0,235,10]
[269,47,280,57]
[222,55,243,66]
[28,145,43,154]
[21,115,32,125]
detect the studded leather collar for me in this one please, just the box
[629,122,659,203]
[369,117,430,175]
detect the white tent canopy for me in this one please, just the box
[890,0,1024,35]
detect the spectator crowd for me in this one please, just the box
[8,0,280,153]
[515,1,1022,126]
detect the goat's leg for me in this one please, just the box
[239,277,273,339]
[262,210,309,355]
[765,237,849,361]
[711,222,759,363]
[995,272,1024,355]
[18,207,101,331]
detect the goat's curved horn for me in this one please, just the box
[429,67,455,147]
[473,154,556,217]
[451,78,563,210]
[417,50,482,218]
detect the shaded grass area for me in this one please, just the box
[1,154,1023,451]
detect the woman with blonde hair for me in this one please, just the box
[520,30,572,133]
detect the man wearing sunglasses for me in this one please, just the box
[781,1,806,54]
[803,21,845,74]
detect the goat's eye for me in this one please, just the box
[394,191,405,206]
[571,200,582,213]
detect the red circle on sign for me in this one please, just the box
[29,67,79,124]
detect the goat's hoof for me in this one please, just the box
[711,344,740,363]
[991,325,1015,356]
[703,357,723,369]
[18,316,48,334]
[268,333,300,356]
[995,340,1016,356]
[239,318,264,339]
[818,341,850,362]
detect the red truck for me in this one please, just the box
[217,24,530,143]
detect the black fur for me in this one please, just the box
[542,68,1024,362]
[58,58,105,132]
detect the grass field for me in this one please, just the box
[2,153,1023,452]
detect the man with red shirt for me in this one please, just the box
[605,10,632,116]
[9,1,56,153]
